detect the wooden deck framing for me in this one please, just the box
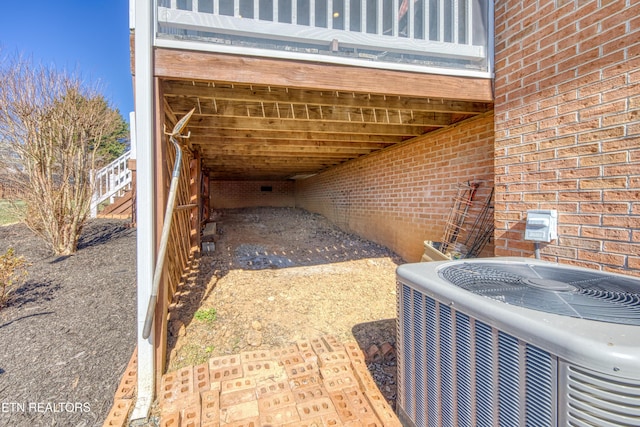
[153,48,493,181]
[146,46,494,394]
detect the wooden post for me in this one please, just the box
[153,78,169,393]
[127,159,137,225]
[190,153,202,252]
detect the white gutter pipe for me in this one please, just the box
[131,0,155,421]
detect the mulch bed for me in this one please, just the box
[0,219,137,427]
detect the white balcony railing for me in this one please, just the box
[153,0,492,77]
[90,150,133,218]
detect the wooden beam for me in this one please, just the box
[187,116,436,135]
[198,145,375,155]
[163,80,493,114]
[191,136,396,150]
[155,48,494,102]
[165,98,461,127]
[186,129,404,144]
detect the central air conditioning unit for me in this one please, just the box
[395,257,640,427]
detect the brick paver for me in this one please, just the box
[158,336,400,427]
[103,337,400,427]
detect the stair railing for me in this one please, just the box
[90,150,133,217]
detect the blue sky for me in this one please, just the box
[0,0,133,117]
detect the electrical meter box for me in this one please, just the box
[525,209,558,242]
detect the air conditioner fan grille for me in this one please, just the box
[439,262,640,326]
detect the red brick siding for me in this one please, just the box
[295,113,495,262]
[210,180,294,209]
[494,0,640,276]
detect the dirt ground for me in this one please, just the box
[165,207,404,407]
[0,219,137,427]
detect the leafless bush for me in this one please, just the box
[0,56,126,255]
[0,248,29,309]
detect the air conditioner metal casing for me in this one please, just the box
[396,257,640,427]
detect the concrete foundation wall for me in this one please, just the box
[295,113,495,262]
[494,0,640,276]
[210,180,295,209]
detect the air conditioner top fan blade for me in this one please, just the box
[438,262,640,326]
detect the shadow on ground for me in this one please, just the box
[6,279,61,310]
[77,221,134,249]
[353,318,399,409]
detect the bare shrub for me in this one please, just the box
[0,56,127,255]
[0,248,29,309]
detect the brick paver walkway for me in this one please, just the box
[157,336,401,427]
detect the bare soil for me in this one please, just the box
[0,219,137,427]
[166,207,404,407]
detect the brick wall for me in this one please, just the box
[494,0,640,275]
[295,112,495,262]
[210,180,295,209]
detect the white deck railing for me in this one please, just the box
[153,0,492,76]
[90,150,133,218]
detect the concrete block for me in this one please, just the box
[321,413,343,426]
[194,362,211,393]
[300,349,319,364]
[220,388,257,409]
[365,392,402,427]
[218,417,259,427]
[380,342,396,363]
[351,363,380,394]
[296,397,337,420]
[323,372,358,392]
[297,340,319,364]
[180,403,201,427]
[159,411,180,427]
[240,349,272,363]
[219,400,259,424]
[114,350,138,399]
[113,373,136,399]
[281,417,324,427]
[329,391,358,423]
[209,364,243,382]
[296,340,312,353]
[257,391,296,412]
[160,366,194,403]
[343,341,365,361]
[161,394,200,417]
[284,361,318,379]
[255,378,290,399]
[323,335,342,351]
[200,390,220,427]
[278,353,305,368]
[288,373,322,391]
[259,405,301,425]
[319,362,351,379]
[221,377,256,395]
[310,337,330,355]
[203,222,217,237]
[270,345,300,360]
[242,359,286,381]
[342,386,375,418]
[103,399,133,427]
[344,416,384,427]
[292,385,329,404]
[209,354,241,368]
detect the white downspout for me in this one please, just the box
[131,0,156,421]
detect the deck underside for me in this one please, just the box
[152,48,493,181]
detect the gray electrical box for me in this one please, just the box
[525,209,558,242]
